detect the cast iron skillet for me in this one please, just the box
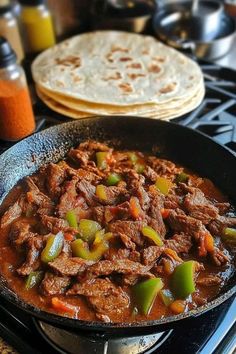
[0,116,235,337]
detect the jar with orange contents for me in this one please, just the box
[0,36,35,141]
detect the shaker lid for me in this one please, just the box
[0,37,17,68]
[19,0,45,5]
[0,5,12,15]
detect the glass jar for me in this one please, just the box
[0,4,24,61]
[0,37,35,141]
[19,0,56,54]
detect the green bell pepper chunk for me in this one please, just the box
[223,227,236,244]
[66,210,78,229]
[135,163,145,174]
[175,172,189,184]
[128,152,138,165]
[71,238,109,261]
[41,232,64,263]
[133,278,163,315]
[159,289,174,306]
[25,271,44,290]
[155,177,172,195]
[106,173,121,186]
[141,226,163,246]
[96,152,108,170]
[93,230,113,246]
[170,260,195,299]
[78,219,102,242]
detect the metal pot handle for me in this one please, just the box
[174,38,196,51]
[166,37,196,57]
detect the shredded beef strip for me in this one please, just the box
[17,236,44,276]
[41,215,77,235]
[131,178,150,211]
[79,140,111,153]
[109,220,145,246]
[143,166,158,182]
[74,168,102,184]
[104,248,131,261]
[147,192,166,237]
[92,201,131,225]
[57,177,80,217]
[9,220,33,247]
[41,272,71,296]
[214,202,231,215]
[45,163,66,199]
[164,192,182,210]
[210,247,230,266]
[167,209,207,240]
[48,255,94,276]
[164,233,192,254]
[67,278,129,319]
[147,157,183,179]
[1,195,26,228]
[68,278,118,297]
[119,233,136,250]
[181,184,219,224]
[82,259,153,280]
[25,177,54,216]
[77,180,96,206]
[142,246,164,266]
[208,215,236,236]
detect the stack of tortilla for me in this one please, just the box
[32,31,205,120]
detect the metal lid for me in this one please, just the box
[19,0,44,5]
[0,37,17,68]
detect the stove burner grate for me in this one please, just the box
[34,319,172,354]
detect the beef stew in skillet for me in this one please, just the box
[0,140,235,323]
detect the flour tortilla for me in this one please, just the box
[32,31,204,106]
[36,79,204,116]
[36,88,93,119]
[37,83,205,121]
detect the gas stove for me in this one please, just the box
[0,61,236,354]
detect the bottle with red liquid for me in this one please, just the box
[0,36,35,141]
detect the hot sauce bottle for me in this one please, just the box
[0,36,35,141]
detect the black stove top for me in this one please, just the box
[0,61,236,354]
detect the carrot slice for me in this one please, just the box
[164,248,183,263]
[204,233,214,253]
[130,196,143,220]
[169,300,186,314]
[163,259,173,275]
[161,208,170,219]
[64,233,74,241]
[51,297,78,317]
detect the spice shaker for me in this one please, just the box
[0,3,24,61]
[0,37,35,141]
[19,0,56,54]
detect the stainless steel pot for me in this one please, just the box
[153,1,236,60]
